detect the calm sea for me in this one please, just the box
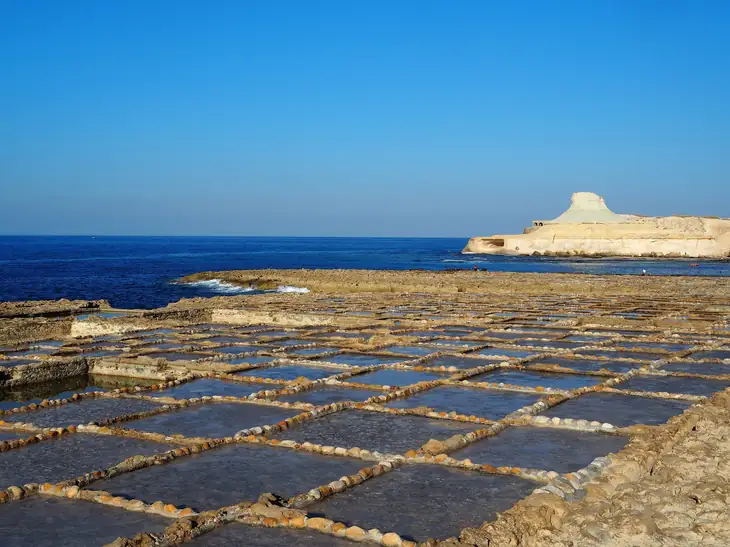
[1,236,728,309]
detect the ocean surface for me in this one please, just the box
[1,236,729,309]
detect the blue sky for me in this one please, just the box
[1,0,728,236]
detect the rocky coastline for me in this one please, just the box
[1,269,730,545]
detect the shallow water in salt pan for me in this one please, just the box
[352,369,446,386]
[92,443,364,511]
[241,365,338,381]
[541,392,691,427]
[0,375,109,411]
[661,361,730,376]
[473,347,535,359]
[452,427,627,473]
[308,465,536,541]
[0,433,169,489]
[388,386,540,419]
[618,375,730,397]
[532,357,643,374]
[575,349,664,361]
[318,353,404,366]
[150,378,264,399]
[384,345,441,357]
[0,496,169,547]
[3,398,162,428]
[273,410,478,454]
[276,386,383,405]
[425,355,492,369]
[122,403,298,438]
[471,370,601,391]
[287,347,340,356]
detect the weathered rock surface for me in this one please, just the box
[463,192,730,258]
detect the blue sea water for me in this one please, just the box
[1,236,728,309]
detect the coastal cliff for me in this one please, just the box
[463,192,730,258]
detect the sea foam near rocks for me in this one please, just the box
[276,286,310,293]
[182,279,254,294]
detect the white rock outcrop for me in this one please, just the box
[463,192,730,258]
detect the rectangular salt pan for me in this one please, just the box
[540,392,691,427]
[470,370,601,391]
[617,375,730,397]
[0,433,169,489]
[662,361,730,376]
[287,347,340,356]
[241,365,339,381]
[149,378,264,399]
[272,410,479,454]
[307,465,535,542]
[0,496,169,547]
[3,398,163,428]
[387,386,541,420]
[532,358,643,374]
[384,345,441,357]
[91,443,365,511]
[451,427,627,473]
[425,356,491,370]
[317,353,405,366]
[0,375,110,411]
[276,386,383,405]
[352,369,446,386]
[121,403,299,438]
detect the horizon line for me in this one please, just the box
[0,234,471,239]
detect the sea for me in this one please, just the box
[1,236,728,310]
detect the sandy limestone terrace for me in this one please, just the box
[0,269,730,546]
[463,192,730,258]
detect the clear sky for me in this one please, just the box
[1,0,728,236]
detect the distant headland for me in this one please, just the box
[462,192,730,258]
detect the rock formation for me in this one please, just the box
[463,192,730,258]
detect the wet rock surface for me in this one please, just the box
[0,496,169,546]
